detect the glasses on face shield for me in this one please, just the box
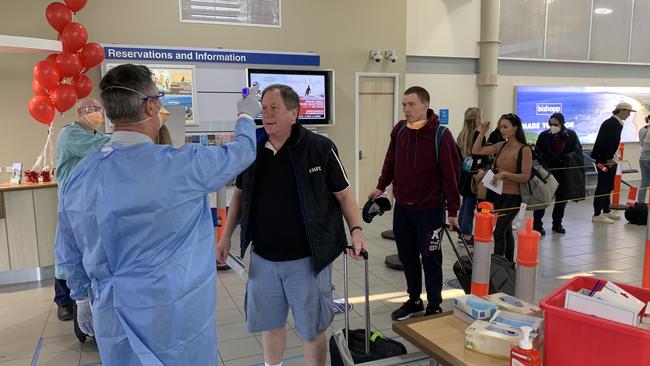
[142,91,165,101]
[77,105,104,114]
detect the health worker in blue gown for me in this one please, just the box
[55,64,259,366]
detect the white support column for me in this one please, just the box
[478,0,501,122]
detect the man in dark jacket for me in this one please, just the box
[217,84,367,366]
[369,86,460,320]
[591,102,636,224]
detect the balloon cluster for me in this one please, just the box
[27,0,105,125]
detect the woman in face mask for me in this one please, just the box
[637,115,650,204]
[532,112,585,235]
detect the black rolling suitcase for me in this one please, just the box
[329,247,407,366]
[443,227,516,296]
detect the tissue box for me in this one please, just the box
[565,289,640,326]
[643,302,650,325]
[483,292,542,317]
[452,295,498,324]
[489,310,544,346]
[465,320,530,359]
[595,281,646,314]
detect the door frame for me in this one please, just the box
[354,72,400,203]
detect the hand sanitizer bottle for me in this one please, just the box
[510,326,541,366]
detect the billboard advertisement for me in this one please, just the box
[515,86,650,144]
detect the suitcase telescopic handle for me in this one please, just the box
[345,245,368,260]
[343,246,371,354]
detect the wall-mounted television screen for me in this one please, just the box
[515,86,650,144]
[247,68,333,125]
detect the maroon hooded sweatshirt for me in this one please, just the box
[376,109,460,216]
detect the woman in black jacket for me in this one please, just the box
[533,112,585,235]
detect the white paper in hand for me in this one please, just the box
[482,169,503,195]
[226,253,246,278]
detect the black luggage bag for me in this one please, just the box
[444,227,516,296]
[625,202,648,225]
[329,247,407,366]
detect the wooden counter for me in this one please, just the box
[0,182,58,272]
[0,181,57,192]
[393,313,510,366]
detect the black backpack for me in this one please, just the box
[625,203,648,225]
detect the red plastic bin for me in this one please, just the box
[539,276,650,366]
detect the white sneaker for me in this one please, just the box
[602,211,621,220]
[592,215,614,224]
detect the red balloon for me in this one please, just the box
[80,43,104,69]
[60,22,88,52]
[51,84,78,113]
[55,51,82,77]
[45,53,59,66]
[28,96,56,125]
[72,74,92,99]
[33,61,60,90]
[64,0,87,12]
[45,2,72,33]
[32,79,49,96]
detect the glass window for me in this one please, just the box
[589,0,633,62]
[545,0,591,60]
[630,0,650,63]
[499,0,546,58]
[179,0,280,27]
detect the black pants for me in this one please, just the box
[493,194,521,263]
[54,278,74,308]
[593,166,617,215]
[392,203,444,309]
[533,201,567,228]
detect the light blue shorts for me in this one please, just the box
[245,252,334,342]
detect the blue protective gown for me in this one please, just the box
[55,117,256,365]
[54,123,110,279]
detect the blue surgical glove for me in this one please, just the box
[76,299,94,337]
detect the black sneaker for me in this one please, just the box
[425,306,443,316]
[391,298,425,321]
[533,226,545,236]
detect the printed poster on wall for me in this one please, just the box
[104,63,197,125]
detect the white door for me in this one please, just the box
[357,76,397,202]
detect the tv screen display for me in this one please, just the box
[515,86,650,144]
[247,68,332,125]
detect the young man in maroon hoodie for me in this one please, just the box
[369,86,460,320]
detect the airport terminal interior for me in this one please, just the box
[1,0,650,365]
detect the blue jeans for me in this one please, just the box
[639,155,650,204]
[459,196,477,237]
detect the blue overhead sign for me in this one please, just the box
[102,45,320,66]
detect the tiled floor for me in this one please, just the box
[0,200,646,365]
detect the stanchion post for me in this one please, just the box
[516,218,541,303]
[612,143,624,208]
[216,188,227,241]
[641,199,650,289]
[471,202,495,297]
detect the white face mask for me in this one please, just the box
[549,126,561,134]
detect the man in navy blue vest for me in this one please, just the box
[218,84,367,366]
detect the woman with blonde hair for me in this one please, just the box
[456,107,488,246]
